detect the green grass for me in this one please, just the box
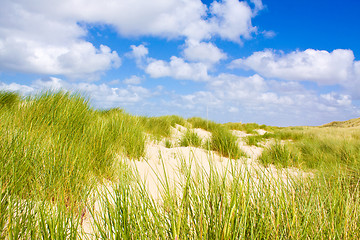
[244,132,273,146]
[208,126,246,159]
[259,127,360,170]
[165,139,173,148]
[224,122,275,134]
[187,117,246,158]
[260,141,300,167]
[1,90,360,239]
[187,117,218,132]
[0,91,20,110]
[0,91,145,205]
[179,130,202,147]
[91,158,360,239]
[140,115,186,139]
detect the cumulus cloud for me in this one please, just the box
[182,40,227,65]
[168,73,358,125]
[0,0,263,77]
[0,40,121,78]
[320,92,352,107]
[230,49,359,86]
[127,44,149,67]
[209,0,256,42]
[1,72,358,126]
[0,82,35,95]
[0,1,121,78]
[146,56,209,81]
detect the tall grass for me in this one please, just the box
[0,91,145,204]
[208,127,246,159]
[244,132,273,146]
[92,158,360,239]
[187,117,218,132]
[260,141,300,167]
[187,117,245,159]
[260,127,360,171]
[140,115,186,139]
[0,91,20,110]
[179,130,202,147]
[2,90,360,238]
[224,122,275,134]
[0,192,82,239]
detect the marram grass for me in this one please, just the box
[92,159,360,239]
[0,91,145,204]
[1,91,360,239]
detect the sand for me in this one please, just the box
[81,126,310,237]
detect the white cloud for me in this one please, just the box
[127,44,149,67]
[6,0,261,41]
[320,92,352,107]
[169,73,358,125]
[0,82,35,94]
[146,56,209,81]
[182,40,227,65]
[208,0,256,43]
[230,49,358,86]
[262,30,276,38]
[0,39,121,78]
[0,77,153,108]
[0,1,121,77]
[123,75,143,85]
[250,0,264,13]
[1,72,358,126]
[0,0,263,77]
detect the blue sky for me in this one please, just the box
[1,0,359,126]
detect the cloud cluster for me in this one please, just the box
[168,73,357,125]
[0,1,121,78]
[0,77,153,108]
[1,71,358,126]
[129,42,223,81]
[182,40,227,65]
[0,0,262,77]
[230,49,359,86]
[146,56,210,81]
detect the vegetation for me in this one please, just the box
[140,115,186,139]
[224,122,275,134]
[187,117,218,132]
[187,117,245,158]
[179,130,202,147]
[1,90,360,239]
[208,126,246,159]
[259,127,360,170]
[0,91,145,204]
[244,132,273,146]
[92,159,360,239]
[260,141,300,167]
[321,117,360,128]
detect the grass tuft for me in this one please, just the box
[224,122,274,134]
[0,91,20,110]
[179,130,202,147]
[259,141,300,167]
[209,127,246,159]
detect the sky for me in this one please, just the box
[0,0,360,126]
